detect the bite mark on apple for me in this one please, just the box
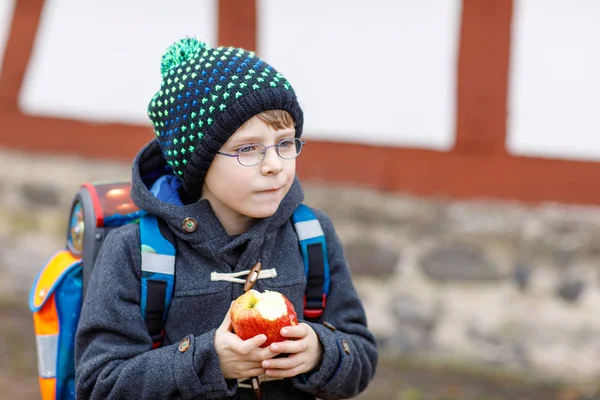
[255,290,288,321]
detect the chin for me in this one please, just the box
[246,203,280,218]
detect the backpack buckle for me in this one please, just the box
[303,294,327,319]
[151,332,164,349]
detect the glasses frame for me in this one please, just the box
[217,138,306,167]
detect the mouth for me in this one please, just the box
[257,186,283,194]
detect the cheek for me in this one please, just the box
[206,161,253,195]
[284,161,296,184]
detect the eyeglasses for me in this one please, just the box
[217,138,306,167]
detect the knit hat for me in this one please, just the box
[147,37,304,200]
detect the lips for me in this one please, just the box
[255,184,285,195]
[257,187,282,193]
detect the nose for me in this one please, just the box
[260,146,283,176]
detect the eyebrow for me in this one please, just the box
[229,130,295,146]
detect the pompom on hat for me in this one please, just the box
[147,37,303,200]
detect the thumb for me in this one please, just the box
[218,306,233,333]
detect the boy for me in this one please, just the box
[75,37,378,399]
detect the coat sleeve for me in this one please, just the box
[74,224,236,400]
[291,209,378,399]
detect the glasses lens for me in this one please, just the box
[237,144,264,166]
[277,138,303,159]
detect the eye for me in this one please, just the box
[278,138,294,148]
[238,144,259,153]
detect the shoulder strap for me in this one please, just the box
[292,204,330,322]
[139,214,176,349]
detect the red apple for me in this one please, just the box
[230,289,298,347]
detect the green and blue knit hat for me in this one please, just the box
[147,37,303,199]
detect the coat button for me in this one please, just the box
[178,337,191,353]
[243,262,262,292]
[341,339,351,354]
[182,217,197,232]
[323,321,337,332]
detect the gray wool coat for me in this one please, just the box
[75,140,378,399]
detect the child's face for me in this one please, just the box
[201,115,297,228]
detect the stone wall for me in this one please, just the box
[2,148,599,385]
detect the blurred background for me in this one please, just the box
[1,0,600,399]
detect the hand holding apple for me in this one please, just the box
[230,289,298,347]
[262,323,324,378]
[214,307,279,379]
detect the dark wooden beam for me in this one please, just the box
[218,0,257,51]
[0,0,45,112]
[454,0,513,156]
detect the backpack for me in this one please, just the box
[29,181,330,400]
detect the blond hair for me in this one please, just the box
[256,109,294,131]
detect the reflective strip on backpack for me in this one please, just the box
[291,204,331,322]
[35,334,58,378]
[141,252,175,275]
[293,219,324,241]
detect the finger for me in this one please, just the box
[280,324,309,339]
[269,339,307,355]
[264,357,305,379]
[262,353,302,371]
[218,308,233,333]
[265,365,303,378]
[235,361,264,372]
[246,346,279,361]
[226,363,265,380]
[236,334,267,355]
[244,367,267,378]
[215,331,244,358]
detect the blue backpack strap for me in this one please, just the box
[292,204,330,321]
[139,214,176,348]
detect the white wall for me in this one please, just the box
[19,0,217,125]
[508,0,600,161]
[258,0,462,150]
[0,0,16,78]
[12,0,600,161]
